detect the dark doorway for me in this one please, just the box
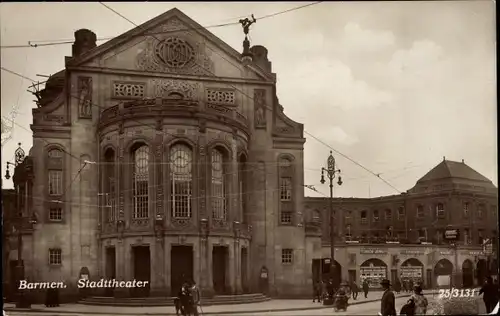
[348,270,357,283]
[171,245,193,295]
[321,258,342,287]
[476,259,488,286]
[312,259,321,284]
[241,248,249,293]
[105,247,116,297]
[462,260,474,288]
[132,246,150,297]
[426,269,433,289]
[9,260,23,301]
[213,246,228,294]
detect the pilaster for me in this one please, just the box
[234,238,242,294]
[164,240,172,296]
[228,241,236,294]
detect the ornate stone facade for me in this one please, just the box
[16,8,314,302]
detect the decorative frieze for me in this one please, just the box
[206,89,236,106]
[112,82,146,99]
[152,79,200,100]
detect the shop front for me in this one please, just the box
[400,258,424,285]
[360,258,388,289]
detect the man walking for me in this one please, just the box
[350,281,359,300]
[380,279,397,316]
[190,280,201,316]
[362,279,369,298]
[479,276,499,314]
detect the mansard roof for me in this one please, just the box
[416,159,494,185]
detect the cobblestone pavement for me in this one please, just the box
[3,290,436,315]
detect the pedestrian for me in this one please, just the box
[411,285,428,315]
[399,298,416,316]
[380,279,396,316]
[179,282,192,316]
[190,280,201,316]
[351,281,359,300]
[362,279,369,298]
[479,276,499,314]
[313,280,322,303]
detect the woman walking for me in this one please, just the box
[411,285,428,315]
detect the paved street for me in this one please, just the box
[3,290,436,316]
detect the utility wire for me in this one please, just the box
[0,2,400,196]
[96,2,401,194]
[0,2,322,49]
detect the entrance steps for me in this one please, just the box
[79,293,270,306]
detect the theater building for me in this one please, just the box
[305,158,499,289]
[7,8,316,299]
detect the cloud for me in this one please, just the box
[342,22,396,52]
[278,59,393,114]
[324,126,359,146]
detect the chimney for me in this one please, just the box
[443,156,446,161]
[462,159,465,164]
[250,45,272,72]
[72,29,97,57]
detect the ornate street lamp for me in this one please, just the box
[320,151,342,290]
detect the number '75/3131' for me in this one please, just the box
[439,288,477,299]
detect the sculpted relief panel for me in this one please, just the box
[77,77,93,119]
[136,19,214,76]
[151,79,201,100]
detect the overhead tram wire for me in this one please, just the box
[2,1,400,195]
[0,2,322,49]
[97,2,402,194]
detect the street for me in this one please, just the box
[251,296,434,315]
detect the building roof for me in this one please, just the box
[416,159,494,184]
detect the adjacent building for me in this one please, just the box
[305,158,499,289]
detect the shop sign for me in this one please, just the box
[443,229,459,241]
[400,267,423,278]
[360,248,387,255]
[400,249,424,256]
[440,251,452,255]
[469,250,484,256]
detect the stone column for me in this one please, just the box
[164,240,172,296]
[234,238,242,294]
[114,240,128,297]
[228,241,236,294]
[153,120,166,296]
[207,240,214,296]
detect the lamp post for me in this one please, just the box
[5,144,37,308]
[320,151,343,290]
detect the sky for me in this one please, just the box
[0,1,497,198]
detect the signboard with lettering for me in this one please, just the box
[440,251,452,255]
[401,249,425,256]
[360,249,387,255]
[443,229,460,241]
[400,266,423,279]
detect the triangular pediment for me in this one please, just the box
[67,8,273,81]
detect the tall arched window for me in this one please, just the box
[48,149,63,196]
[47,148,64,222]
[132,145,149,219]
[279,157,293,225]
[104,149,116,222]
[170,144,193,218]
[211,148,227,221]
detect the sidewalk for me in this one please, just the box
[4,290,437,315]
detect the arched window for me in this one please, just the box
[279,156,294,225]
[48,149,63,196]
[170,144,193,218]
[385,208,392,220]
[211,148,227,221]
[104,149,116,222]
[373,210,379,222]
[238,154,248,223]
[47,148,64,222]
[132,145,149,219]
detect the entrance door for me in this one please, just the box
[171,245,193,295]
[462,260,474,288]
[213,246,228,294]
[132,246,151,297]
[312,259,321,284]
[241,248,248,293]
[105,247,116,297]
[348,270,357,283]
